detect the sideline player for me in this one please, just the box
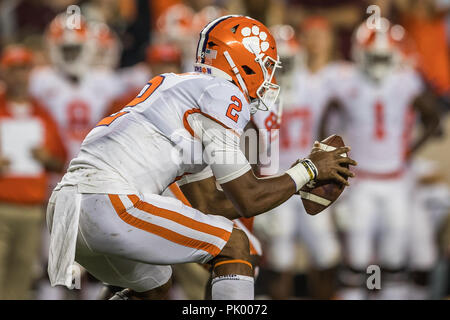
[321,19,440,300]
[29,14,124,161]
[47,15,356,300]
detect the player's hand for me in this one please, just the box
[307,143,357,186]
[31,146,65,172]
[0,156,10,175]
[32,146,52,165]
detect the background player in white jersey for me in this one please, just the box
[253,17,343,299]
[46,15,356,300]
[320,18,440,300]
[29,14,124,161]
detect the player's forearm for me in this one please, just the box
[410,113,440,155]
[222,171,298,218]
[179,179,242,220]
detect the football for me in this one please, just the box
[299,134,349,215]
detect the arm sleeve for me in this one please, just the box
[187,112,252,185]
[406,69,425,98]
[177,166,214,187]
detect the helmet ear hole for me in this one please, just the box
[242,65,255,75]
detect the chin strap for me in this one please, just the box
[223,50,250,102]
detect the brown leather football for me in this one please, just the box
[299,134,348,215]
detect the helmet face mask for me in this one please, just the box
[46,13,95,78]
[61,44,83,63]
[194,15,282,113]
[255,54,281,111]
[352,18,405,84]
[362,51,396,82]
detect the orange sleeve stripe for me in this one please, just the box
[168,183,192,207]
[183,108,240,138]
[126,195,230,242]
[108,194,223,257]
[96,111,129,127]
[233,220,258,256]
[213,259,253,270]
[238,217,254,232]
[249,240,258,256]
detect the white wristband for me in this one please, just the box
[285,162,312,192]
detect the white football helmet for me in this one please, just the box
[89,22,122,70]
[352,18,406,82]
[270,24,300,78]
[45,13,95,77]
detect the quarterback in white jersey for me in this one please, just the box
[323,19,440,300]
[46,15,356,300]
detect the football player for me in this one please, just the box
[46,15,356,300]
[29,13,125,161]
[320,18,440,300]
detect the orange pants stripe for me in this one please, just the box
[108,194,223,257]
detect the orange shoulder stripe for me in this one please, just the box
[183,108,240,138]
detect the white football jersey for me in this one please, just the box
[278,64,340,171]
[250,100,281,176]
[56,73,251,196]
[29,66,125,159]
[332,64,423,174]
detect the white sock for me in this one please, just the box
[211,274,254,300]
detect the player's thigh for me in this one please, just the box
[78,192,234,265]
[408,188,437,269]
[75,248,172,292]
[379,182,410,267]
[297,208,341,268]
[345,181,379,268]
[254,196,299,270]
[346,181,379,232]
[380,182,409,232]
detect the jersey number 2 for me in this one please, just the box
[226,96,242,122]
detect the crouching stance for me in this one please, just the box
[47,15,356,300]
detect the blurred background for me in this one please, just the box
[0,0,449,300]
